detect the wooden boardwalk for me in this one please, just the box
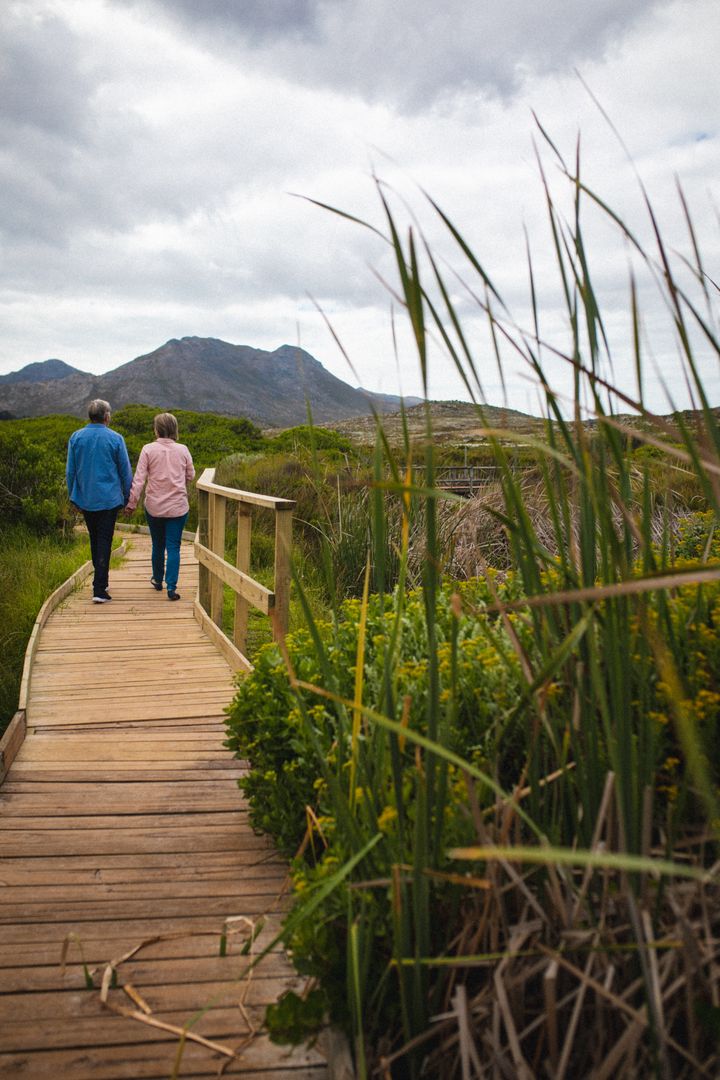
[0,537,327,1079]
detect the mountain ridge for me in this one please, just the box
[0,358,89,385]
[0,337,424,426]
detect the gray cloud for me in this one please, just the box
[0,7,93,136]
[137,0,662,109]
[151,0,319,40]
[0,0,717,414]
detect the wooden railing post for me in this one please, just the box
[197,485,210,613]
[273,507,293,641]
[194,471,295,672]
[234,506,252,654]
[209,492,226,627]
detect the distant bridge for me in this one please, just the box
[412,464,499,496]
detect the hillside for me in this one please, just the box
[0,338,421,427]
[328,399,545,443]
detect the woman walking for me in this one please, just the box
[125,413,195,600]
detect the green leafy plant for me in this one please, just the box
[226,124,720,1078]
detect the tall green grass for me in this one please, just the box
[0,525,91,733]
[226,135,720,1077]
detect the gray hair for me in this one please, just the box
[88,399,111,423]
[154,412,178,440]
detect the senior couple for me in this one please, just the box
[66,399,195,603]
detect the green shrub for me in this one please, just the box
[0,420,77,534]
[112,403,265,465]
[226,575,531,852]
[267,424,358,457]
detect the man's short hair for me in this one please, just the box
[154,412,179,440]
[88,399,111,423]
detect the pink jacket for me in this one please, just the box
[126,439,195,518]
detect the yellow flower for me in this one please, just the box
[377,806,398,832]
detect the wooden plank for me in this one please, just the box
[208,490,226,626]
[12,755,234,770]
[4,767,241,781]
[0,801,247,819]
[0,912,284,947]
[0,1005,308,1052]
[1,976,308,1023]
[193,599,253,674]
[0,919,286,964]
[14,744,231,761]
[0,855,285,887]
[28,698,233,723]
[0,952,293,992]
[0,710,26,786]
[28,691,231,717]
[0,871,288,905]
[273,506,293,641]
[30,683,233,705]
[0,849,281,878]
[234,504,252,654]
[0,829,273,857]
[0,810,250,829]
[0,1038,324,1079]
[1,774,245,791]
[31,643,226,665]
[0,892,287,925]
[195,540,274,614]
[196,490,211,615]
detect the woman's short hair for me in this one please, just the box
[88,399,111,423]
[154,412,179,440]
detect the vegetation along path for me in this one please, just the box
[0,536,326,1079]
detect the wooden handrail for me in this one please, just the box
[196,470,295,511]
[194,468,294,674]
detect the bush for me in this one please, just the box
[0,420,77,534]
[267,424,358,457]
[112,403,265,465]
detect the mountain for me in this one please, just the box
[0,358,88,385]
[0,338,420,426]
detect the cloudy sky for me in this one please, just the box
[1,0,718,414]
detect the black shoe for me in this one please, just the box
[150,578,163,591]
[167,590,181,601]
[92,591,112,603]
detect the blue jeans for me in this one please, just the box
[145,511,188,593]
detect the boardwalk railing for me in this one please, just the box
[194,467,295,674]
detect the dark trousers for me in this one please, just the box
[82,507,120,595]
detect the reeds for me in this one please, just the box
[228,128,720,1077]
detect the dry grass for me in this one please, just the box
[388,776,720,1079]
[445,476,696,579]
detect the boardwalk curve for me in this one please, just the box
[0,536,327,1079]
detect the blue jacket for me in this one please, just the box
[66,423,133,511]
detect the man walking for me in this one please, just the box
[66,399,133,603]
